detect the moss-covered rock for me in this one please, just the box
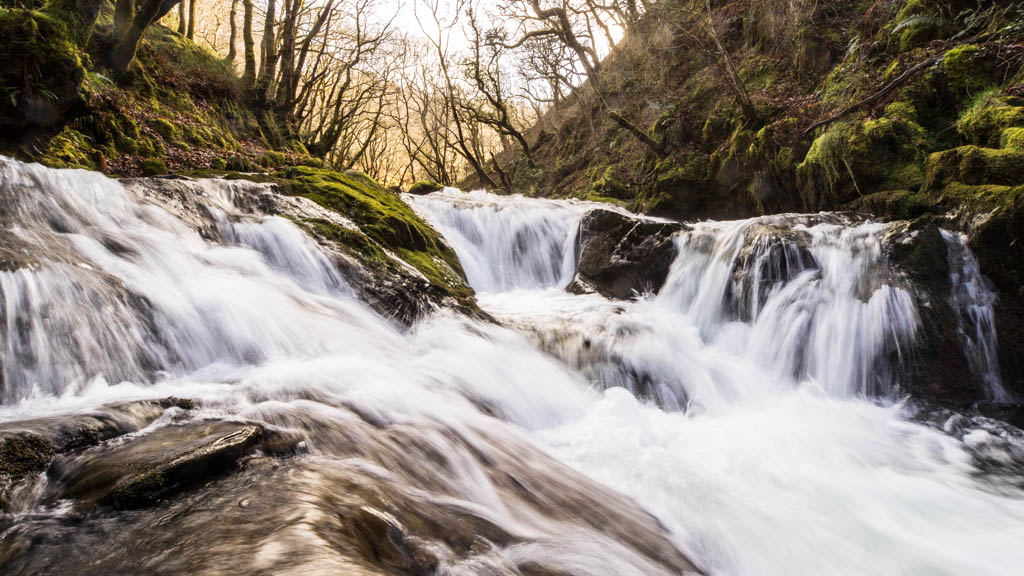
[798,116,927,208]
[0,9,89,140]
[1002,127,1024,151]
[258,150,287,168]
[272,167,473,304]
[924,146,1024,189]
[590,166,630,200]
[958,101,1024,148]
[141,157,168,176]
[148,118,184,147]
[408,180,444,195]
[891,5,942,53]
[40,127,95,169]
[0,432,56,508]
[941,45,993,99]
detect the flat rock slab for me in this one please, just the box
[54,420,264,509]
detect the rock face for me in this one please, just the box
[883,221,989,407]
[569,209,686,299]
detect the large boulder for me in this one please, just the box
[568,209,686,299]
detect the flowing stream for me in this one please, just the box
[2,159,1024,575]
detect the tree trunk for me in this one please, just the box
[274,0,301,109]
[226,0,238,64]
[178,0,186,34]
[256,0,277,101]
[113,0,135,41]
[242,0,257,88]
[186,0,196,40]
[108,0,183,74]
[42,0,107,45]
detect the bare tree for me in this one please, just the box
[227,0,239,65]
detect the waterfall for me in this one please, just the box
[942,229,1010,402]
[407,189,590,292]
[3,159,1024,576]
[657,215,919,399]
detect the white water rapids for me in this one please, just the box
[2,159,1024,575]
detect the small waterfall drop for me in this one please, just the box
[408,189,589,292]
[942,229,1010,402]
[657,215,918,399]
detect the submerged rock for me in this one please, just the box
[55,420,265,510]
[569,209,686,299]
[0,397,194,510]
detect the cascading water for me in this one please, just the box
[407,189,592,291]
[412,188,1024,574]
[2,162,1024,575]
[942,229,1010,403]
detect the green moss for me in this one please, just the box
[936,183,1024,220]
[0,9,88,127]
[306,218,389,268]
[1002,128,1024,151]
[211,156,227,169]
[798,116,928,207]
[273,167,472,302]
[894,14,941,52]
[226,154,256,171]
[183,124,214,146]
[141,157,167,176]
[408,180,444,195]
[590,166,630,200]
[148,118,184,147]
[259,151,287,168]
[0,432,56,508]
[957,93,1024,147]
[924,146,1024,189]
[941,45,992,98]
[885,101,919,124]
[848,189,934,220]
[40,128,95,169]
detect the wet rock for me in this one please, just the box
[0,230,40,272]
[569,209,686,299]
[959,201,1024,401]
[0,397,195,453]
[56,420,264,510]
[0,398,195,509]
[884,220,985,407]
[726,224,819,321]
[0,432,56,508]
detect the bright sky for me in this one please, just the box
[377,0,623,55]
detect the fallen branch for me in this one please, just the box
[609,110,667,156]
[803,56,938,136]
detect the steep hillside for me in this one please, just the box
[0,6,311,175]
[520,0,1023,218]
